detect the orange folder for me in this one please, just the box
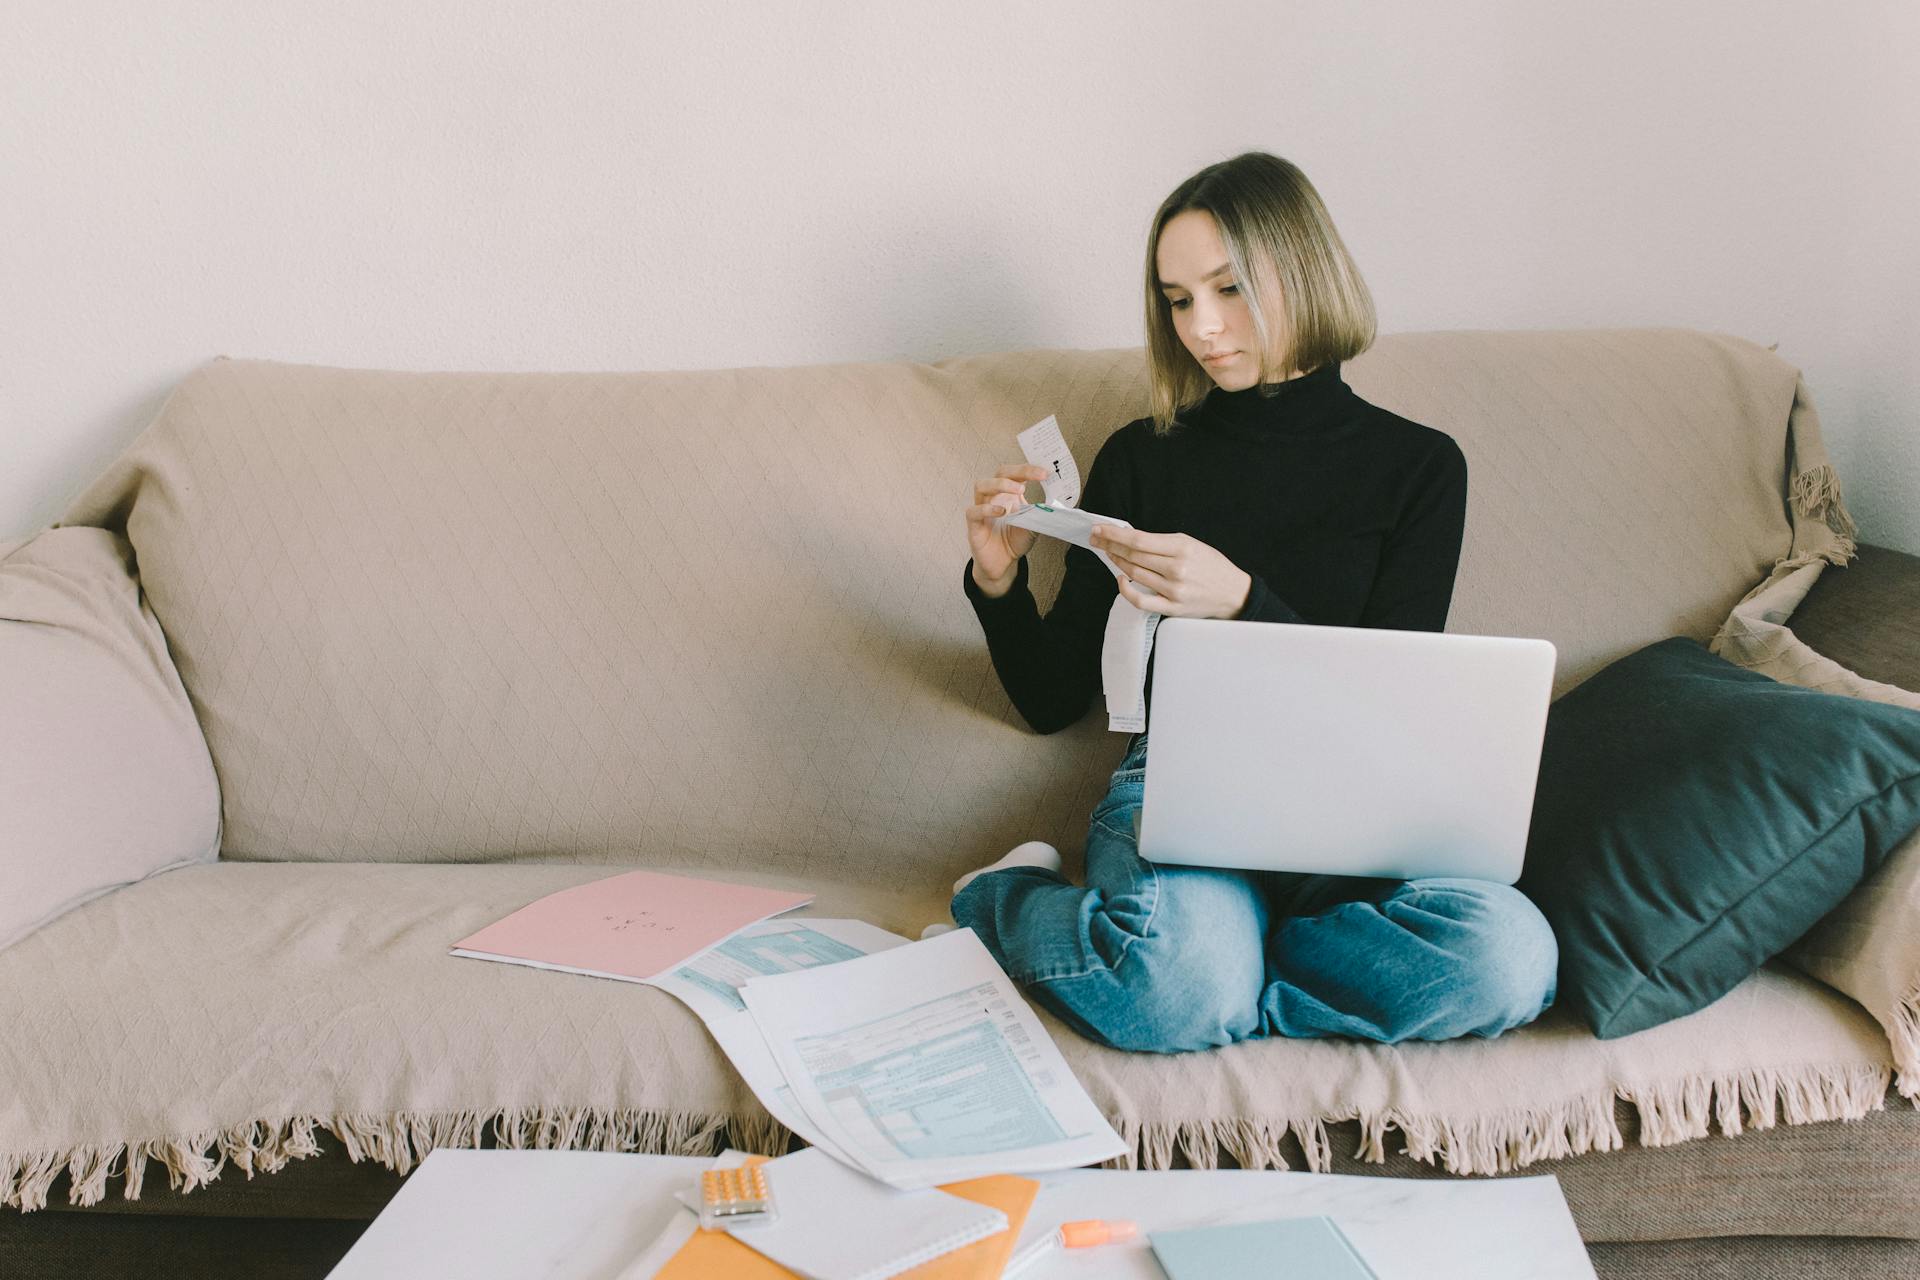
[654,1158,1040,1280]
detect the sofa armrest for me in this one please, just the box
[1786,543,1920,692]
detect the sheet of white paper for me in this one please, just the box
[645,918,908,1023]
[705,1011,858,1166]
[1102,596,1162,734]
[638,919,908,1167]
[739,928,1127,1190]
[622,1150,756,1280]
[996,503,1131,578]
[1016,414,1081,509]
[717,1148,1008,1280]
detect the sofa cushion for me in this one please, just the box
[0,863,1892,1216]
[1519,637,1920,1040]
[56,331,1814,870]
[0,527,220,955]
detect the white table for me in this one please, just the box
[328,1149,1596,1279]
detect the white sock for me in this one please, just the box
[953,840,1063,895]
[921,842,1066,941]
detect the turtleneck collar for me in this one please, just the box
[1197,359,1351,436]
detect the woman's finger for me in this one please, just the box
[1114,573,1170,613]
[1093,525,1177,566]
[1106,546,1175,584]
[968,497,1025,521]
[974,477,1031,504]
[1109,528,1182,557]
[1117,561,1175,595]
[1101,540,1177,570]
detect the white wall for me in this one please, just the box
[4,1,1916,550]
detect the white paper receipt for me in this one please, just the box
[1016,414,1081,509]
[999,414,1164,734]
[996,502,1131,579]
[1102,598,1161,734]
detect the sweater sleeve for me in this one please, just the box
[1233,571,1306,624]
[963,432,1129,733]
[1359,435,1468,632]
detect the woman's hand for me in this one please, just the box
[965,464,1049,596]
[1091,525,1253,618]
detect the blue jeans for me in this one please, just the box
[952,734,1559,1053]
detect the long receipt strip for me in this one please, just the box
[739,927,1127,1189]
[644,917,911,1167]
[998,415,1162,733]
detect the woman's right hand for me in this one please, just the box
[966,464,1049,596]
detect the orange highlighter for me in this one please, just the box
[1004,1218,1141,1277]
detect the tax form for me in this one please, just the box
[739,928,1127,1189]
[647,917,905,1023]
[644,918,911,1166]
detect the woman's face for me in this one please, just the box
[1156,208,1289,391]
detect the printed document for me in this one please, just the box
[739,928,1126,1189]
[646,917,911,1167]
[646,917,907,1023]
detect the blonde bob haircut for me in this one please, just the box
[1143,152,1376,435]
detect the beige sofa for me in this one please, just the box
[3,329,1917,1278]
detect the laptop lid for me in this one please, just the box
[1135,618,1556,883]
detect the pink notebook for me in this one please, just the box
[450,870,813,982]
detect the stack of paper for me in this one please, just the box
[450,871,1127,1193]
[739,928,1127,1188]
[646,917,913,1168]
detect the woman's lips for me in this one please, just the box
[1203,351,1237,364]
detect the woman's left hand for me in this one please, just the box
[1090,525,1252,618]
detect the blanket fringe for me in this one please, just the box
[1789,462,1859,562]
[1,1105,757,1214]
[4,1062,1895,1211]
[1895,982,1920,1103]
[1111,1061,1890,1178]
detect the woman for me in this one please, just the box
[952,151,1558,1054]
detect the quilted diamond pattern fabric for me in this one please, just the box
[0,863,921,1211]
[58,329,1808,868]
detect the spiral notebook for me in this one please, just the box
[711,1148,1010,1280]
[651,1153,1036,1280]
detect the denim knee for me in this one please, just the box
[1390,878,1558,1037]
[1058,867,1268,1054]
[1059,932,1262,1053]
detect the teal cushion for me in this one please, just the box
[1518,637,1920,1039]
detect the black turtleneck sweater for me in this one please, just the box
[964,360,1468,734]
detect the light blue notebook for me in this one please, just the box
[1150,1216,1378,1279]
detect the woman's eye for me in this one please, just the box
[1167,286,1235,310]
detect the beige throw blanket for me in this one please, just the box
[4,333,1908,1213]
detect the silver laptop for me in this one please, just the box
[1136,618,1556,884]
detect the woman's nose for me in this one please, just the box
[1192,298,1224,337]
